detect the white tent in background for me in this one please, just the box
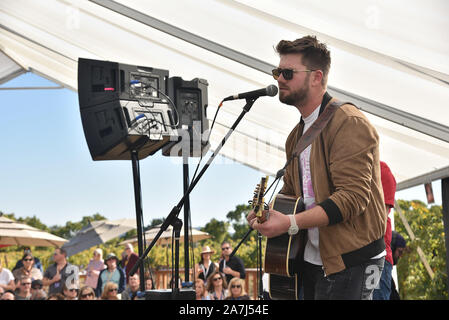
[1,0,449,295]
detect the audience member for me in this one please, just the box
[144,274,155,290]
[0,258,15,292]
[121,243,139,283]
[218,240,246,284]
[96,253,125,297]
[373,161,396,300]
[42,248,79,295]
[62,282,79,300]
[206,270,227,300]
[47,293,65,300]
[196,246,217,283]
[85,248,105,290]
[390,231,407,300]
[121,273,140,300]
[78,285,96,300]
[1,290,15,300]
[13,252,43,281]
[195,278,209,300]
[15,276,32,300]
[31,288,47,300]
[31,279,47,300]
[100,281,120,300]
[225,277,250,300]
[12,247,43,273]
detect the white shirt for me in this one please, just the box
[299,105,323,266]
[0,267,15,285]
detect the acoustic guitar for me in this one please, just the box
[251,177,306,300]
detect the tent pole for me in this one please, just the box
[441,178,449,297]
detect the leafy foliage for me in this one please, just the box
[394,200,448,300]
[5,200,446,300]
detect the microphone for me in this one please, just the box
[222,85,278,102]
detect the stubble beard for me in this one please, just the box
[279,74,310,107]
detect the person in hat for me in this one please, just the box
[95,253,125,297]
[373,161,396,300]
[390,231,407,300]
[195,246,218,283]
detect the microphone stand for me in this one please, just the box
[129,98,258,291]
[230,227,264,300]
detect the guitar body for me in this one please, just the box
[264,194,306,300]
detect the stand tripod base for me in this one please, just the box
[144,288,196,300]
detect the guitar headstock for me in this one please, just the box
[250,176,269,223]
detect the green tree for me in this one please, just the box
[201,218,230,245]
[394,200,448,300]
[226,204,252,241]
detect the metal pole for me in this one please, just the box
[183,152,191,282]
[441,178,449,297]
[131,150,146,292]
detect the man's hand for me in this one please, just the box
[222,267,233,275]
[247,209,290,238]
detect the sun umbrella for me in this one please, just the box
[0,215,67,247]
[119,224,211,246]
[61,218,136,257]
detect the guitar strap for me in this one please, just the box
[292,99,351,158]
[276,99,353,182]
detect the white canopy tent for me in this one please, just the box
[1,0,448,188]
[1,0,449,293]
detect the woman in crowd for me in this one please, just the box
[100,281,120,300]
[196,246,217,283]
[12,253,43,281]
[225,277,250,300]
[195,278,209,300]
[206,271,227,300]
[85,248,105,290]
[78,285,96,300]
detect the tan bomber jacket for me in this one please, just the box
[280,92,387,276]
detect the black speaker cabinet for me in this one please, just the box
[162,77,210,158]
[78,58,178,160]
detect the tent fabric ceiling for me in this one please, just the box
[0,50,25,84]
[1,0,449,191]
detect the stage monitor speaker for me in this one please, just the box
[144,288,196,300]
[78,58,178,161]
[162,77,210,158]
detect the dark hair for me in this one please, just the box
[22,253,34,261]
[57,247,67,257]
[276,35,331,86]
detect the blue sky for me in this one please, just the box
[0,73,442,229]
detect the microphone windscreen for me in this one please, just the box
[266,85,278,97]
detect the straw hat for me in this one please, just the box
[200,246,215,255]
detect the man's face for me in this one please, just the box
[129,274,139,288]
[53,249,63,263]
[107,258,117,269]
[221,244,232,257]
[277,53,311,107]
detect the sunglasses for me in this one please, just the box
[212,277,222,281]
[272,67,315,80]
[80,292,94,298]
[109,288,118,292]
[69,288,79,292]
[221,247,230,251]
[23,258,33,262]
[231,285,242,289]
